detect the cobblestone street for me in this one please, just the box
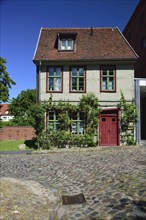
[0,146,146,220]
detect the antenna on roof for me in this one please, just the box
[90,27,93,36]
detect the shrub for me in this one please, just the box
[37,131,96,149]
[35,93,101,149]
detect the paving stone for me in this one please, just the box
[0,146,146,219]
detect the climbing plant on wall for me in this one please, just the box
[118,91,138,145]
[35,93,101,149]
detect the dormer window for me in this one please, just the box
[58,33,77,51]
[61,39,73,50]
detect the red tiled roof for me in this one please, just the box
[33,27,138,62]
[0,104,10,116]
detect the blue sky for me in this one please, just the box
[1,0,139,101]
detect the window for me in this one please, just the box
[100,66,116,92]
[47,67,62,92]
[71,112,85,134]
[60,39,73,50]
[47,112,60,133]
[70,67,86,92]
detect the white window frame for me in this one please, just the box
[60,38,73,50]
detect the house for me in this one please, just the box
[33,27,138,146]
[0,104,14,122]
[123,0,146,145]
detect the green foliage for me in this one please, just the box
[79,93,101,135]
[0,57,16,103]
[36,132,52,149]
[0,120,16,128]
[31,103,45,135]
[126,134,136,146]
[58,112,70,131]
[36,93,100,149]
[9,89,36,126]
[37,131,96,149]
[118,91,138,124]
[118,91,138,145]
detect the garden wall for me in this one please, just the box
[0,126,36,140]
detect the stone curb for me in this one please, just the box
[32,145,141,154]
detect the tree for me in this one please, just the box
[0,57,16,103]
[9,89,36,126]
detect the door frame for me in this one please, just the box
[99,108,120,146]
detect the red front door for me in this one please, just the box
[99,115,118,146]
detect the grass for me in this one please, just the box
[0,140,25,151]
[0,140,37,151]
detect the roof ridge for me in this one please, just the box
[41,27,117,30]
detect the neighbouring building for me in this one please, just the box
[33,27,138,146]
[123,0,146,145]
[0,104,14,122]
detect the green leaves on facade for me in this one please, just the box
[118,91,138,145]
[36,93,101,148]
[118,91,138,124]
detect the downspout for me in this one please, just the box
[38,60,42,103]
[134,79,141,145]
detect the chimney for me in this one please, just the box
[90,27,93,36]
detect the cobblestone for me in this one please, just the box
[0,146,146,219]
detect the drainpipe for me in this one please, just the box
[134,79,141,145]
[38,60,42,103]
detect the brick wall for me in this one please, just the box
[0,126,36,140]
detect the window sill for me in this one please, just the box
[100,90,116,93]
[70,91,86,93]
[46,91,63,93]
[58,50,75,52]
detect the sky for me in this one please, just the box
[1,0,139,101]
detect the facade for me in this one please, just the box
[33,27,138,146]
[123,0,146,145]
[123,0,146,79]
[0,104,14,122]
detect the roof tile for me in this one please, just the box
[33,27,138,62]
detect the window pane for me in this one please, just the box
[56,112,59,120]
[72,113,78,120]
[79,68,84,76]
[72,78,77,90]
[109,77,114,90]
[56,68,61,76]
[48,123,54,132]
[80,113,85,120]
[71,122,77,134]
[61,39,66,50]
[109,70,114,75]
[67,40,73,50]
[49,112,54,120]
[102,77,107,90]
[72,68,77,76]
[56,122,60,131]
[79,122,84,134]
[49,68,54,76]
[49,78,54,90]
[102,70,107,75]
[79,78,84,91]
[55,78,61,91]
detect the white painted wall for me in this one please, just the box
[38,63,134,107]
